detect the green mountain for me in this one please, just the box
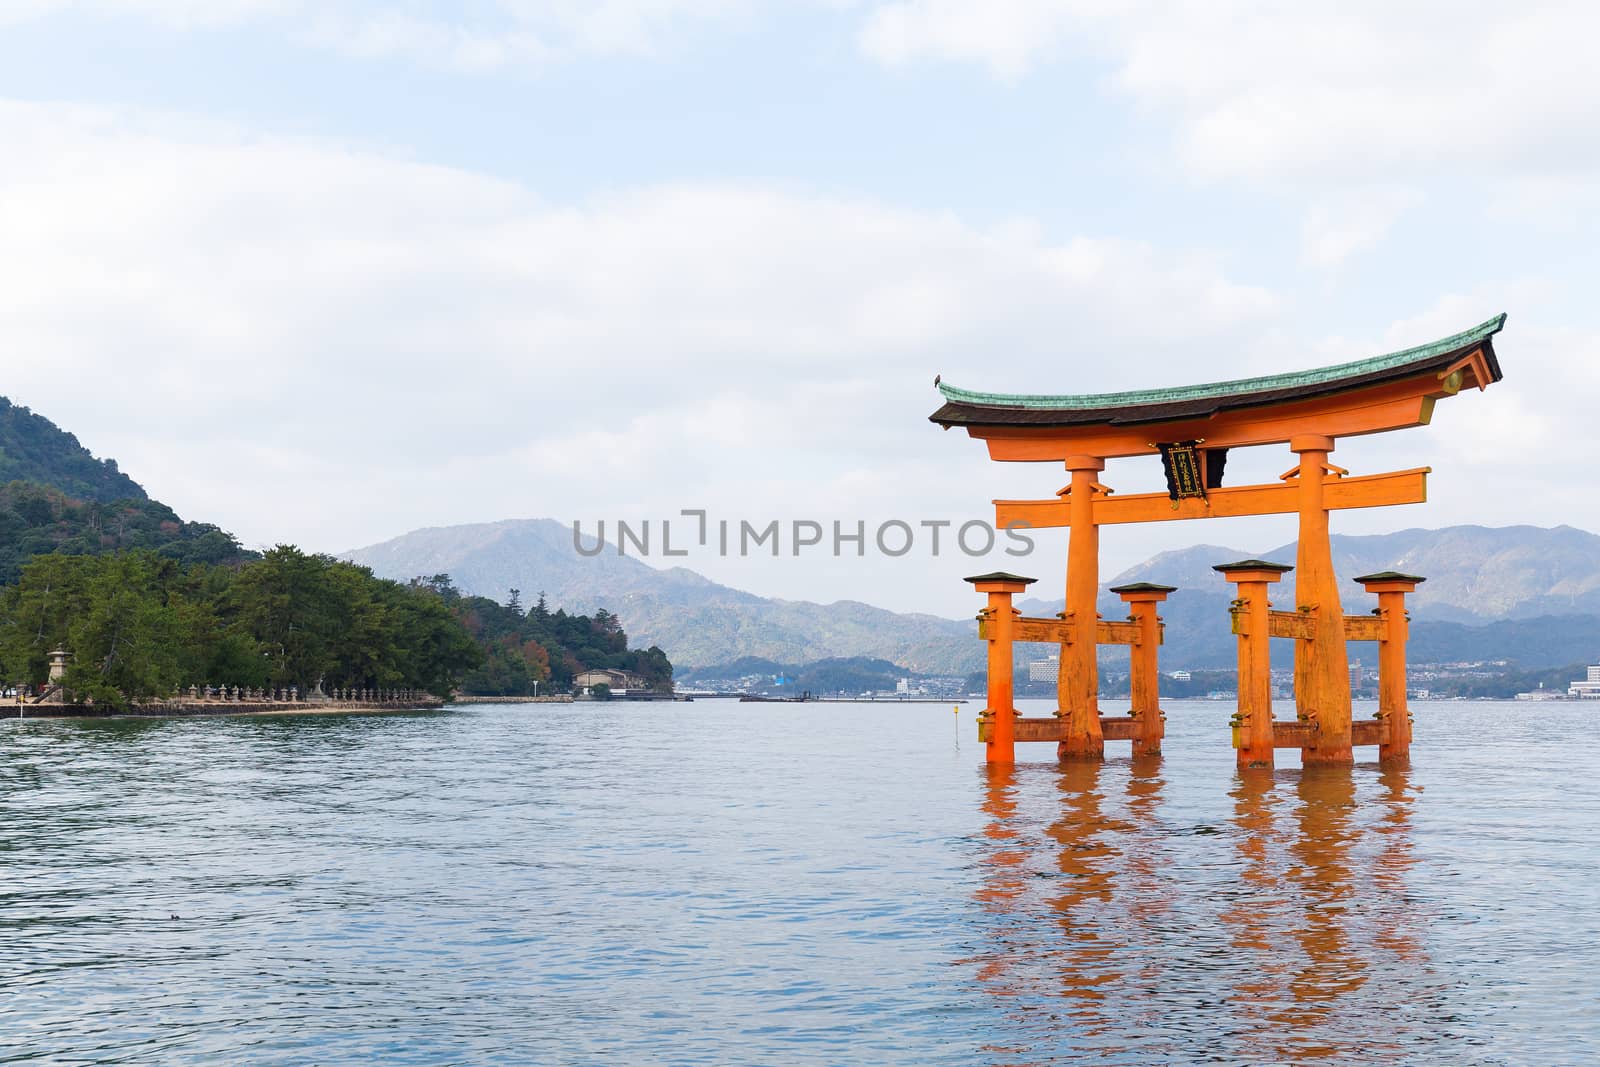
[0,480,247,583]
[0,395,249,581]
[0,397,146,503]
[0,401,670,704]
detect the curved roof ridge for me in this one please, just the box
[936,313,1505,411]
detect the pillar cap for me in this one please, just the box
[965,571,1036,593]
[1213,559,1293,583]
[1109,581,1177,602]
[1355,570,1425,591]
[965,571,1036,585]
[1213,559,1293,573]
[1289,433,1335,453]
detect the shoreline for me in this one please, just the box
[2,700,446,721]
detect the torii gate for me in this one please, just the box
[933,314,1507,768]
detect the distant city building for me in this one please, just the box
[896,678,912,695]
[1568,663,1600,699]
[1029,656,1060,683]
[1169,670,1191,682]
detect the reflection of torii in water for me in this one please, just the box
[966,760,1437,1063]
[938,315,1508,768]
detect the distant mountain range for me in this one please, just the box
[1076,525,1600,623]
[345,519,1600,672]
[345,519,977,672]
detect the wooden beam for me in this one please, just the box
[1100,716,1138,741]
[996,467,1429,530]
[1097,620,1142,646]
[1268,610,1317,640]
[979,715,1144,743]
[1234,608,1387,642]
[975,616,1153,645]
[1261,718,1388,748]
[1343,615,1386,642]
[975,616,1067,643]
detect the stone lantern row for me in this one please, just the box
[182,686,421,704]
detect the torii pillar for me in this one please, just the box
[1111,582,1175,757]
[1059,454,1106,760]
[1216,561,1294,769]
[1291,434,1353,765]
[967,572,1036,764]
[1357,571,1425,765]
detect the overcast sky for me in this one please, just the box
[2,1,1595,617]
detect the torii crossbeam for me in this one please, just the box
[934,314,1507,769]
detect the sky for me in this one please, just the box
[1,1,1597,618]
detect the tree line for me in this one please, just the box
[0,548,672,707]
[415,577,673,697]
[0,546,479,705]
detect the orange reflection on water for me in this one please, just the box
[1043,760,1119,1031]
[1226,763,1430,1063]
[967,758,1428,1065]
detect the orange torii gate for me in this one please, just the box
[934,314,1507,768]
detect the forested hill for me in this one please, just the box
[0,480,250,583]
[415,578,673,696]
[0,400,671,703]
[0,397,146,502]
[0,547,482,705]
[0,396,252,580]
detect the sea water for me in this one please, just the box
[3,699,1597,1064]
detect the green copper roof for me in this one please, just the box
[937,314,1506,411]
[1213,560,1295,573]
[1108,581,1179,594]
[963,571,1037,585]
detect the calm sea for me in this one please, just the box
[3,698,1598,1064]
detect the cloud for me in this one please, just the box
[858,0,1082,81]
[1299,187,1420,269]
[0,0,289,30]
[0,98,1276,572]
[853,1,1600,184]
[0,0,760,69]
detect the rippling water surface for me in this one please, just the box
[3,699,1599,1064]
